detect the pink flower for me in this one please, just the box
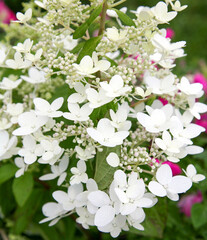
[152,159,181,176]
[193,73,207,94]
[0,1,16,24]
[162,161,182,176]
[195,114,207,133]
[166,28,175,39]
[158,97,168,105]
[178,191,203,217]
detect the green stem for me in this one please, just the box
[110,0,127,8]
[98,0,108,36]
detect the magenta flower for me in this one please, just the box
[0,0,16,24]
[158,97,168,105]
[195,114,207,133]
[166,28,175,39]
[193,73,207,94]
[162,161,182,176]
[178,191,203,217]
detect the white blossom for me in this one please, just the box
[184,164,205,183]
[15,8,32,23]
[39,155,69,185]
[0,77,22,90]
[0,130,19,161]
[87,118,129,147]
[70,160,88,185]
[34,97,64,118]
[13,112,48,136]
[63,103,93,122]
[100,75,131,98]
[21,67,46,84]
[18,135,44,165]
[148,164,192,201]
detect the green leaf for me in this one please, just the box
[94,146,120,190]
[12,172,34,207]
[113,9,136,27]
[191,203,207,229]
[73,4,102,39]
[77,35,102,63]
[70,41,85,54]
[12,189,44,234]
[0,163,17,185]
[130,198,167,238]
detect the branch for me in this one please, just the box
[98,0,108,36]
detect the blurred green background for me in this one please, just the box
[4,0,207,72]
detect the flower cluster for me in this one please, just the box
[0,0,206,238]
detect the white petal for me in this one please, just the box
[168,176,192,193]
[88,191,110,207]
[94,205,115,227]
[156,164,172,185]
[148,181,167,197]
[106,152,120,167]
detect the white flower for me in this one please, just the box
[75,179,98,209]
[151,2,177,23]
[40,202,67,226]
[106,27,127,43]
[88,190,115,227]
[106,152,120,167]
[40,139,62,163]
[87,118,129,147]
[13,112,48,136]
[70,160,88,185]
[98,214,127,238]
[21,67,46,84]
[187,98,207,119]
[184,164,205,183]
[110,102,131,131]
[76,207,95,229]
[135,87,152,98]
[67,82,90,103]
[86,88,113,109]
[113,170,153,215]
[137,103,173,133]
[177,77,203,96]
[59,34,78,51]
[100,75,131,98]
[144,71,176,95]
[148,164,192,201]
[6,103,24,124]
[151,34,186,67]
[170,116,205,144]
[63,103,93,122]
[15,8,32,23]
[6,52,31,69]
[75,146,96,161]
[25,48,43,62]
[0,130,19,161]
[53,184,83,211]
[0,77,22,90]
[39,155,69,185]
[73,52,110,78]
[18,135,44,165]
[0,118,12,130]
[34,97,64,118]
[13,39,33,53]
[127,208,145,231]
[14,157,28,178]
[35,0,47,9]
[171,1,187,11]
[155,131,184,154]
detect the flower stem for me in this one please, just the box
[98,0,108,36]
[110,0,127,8]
